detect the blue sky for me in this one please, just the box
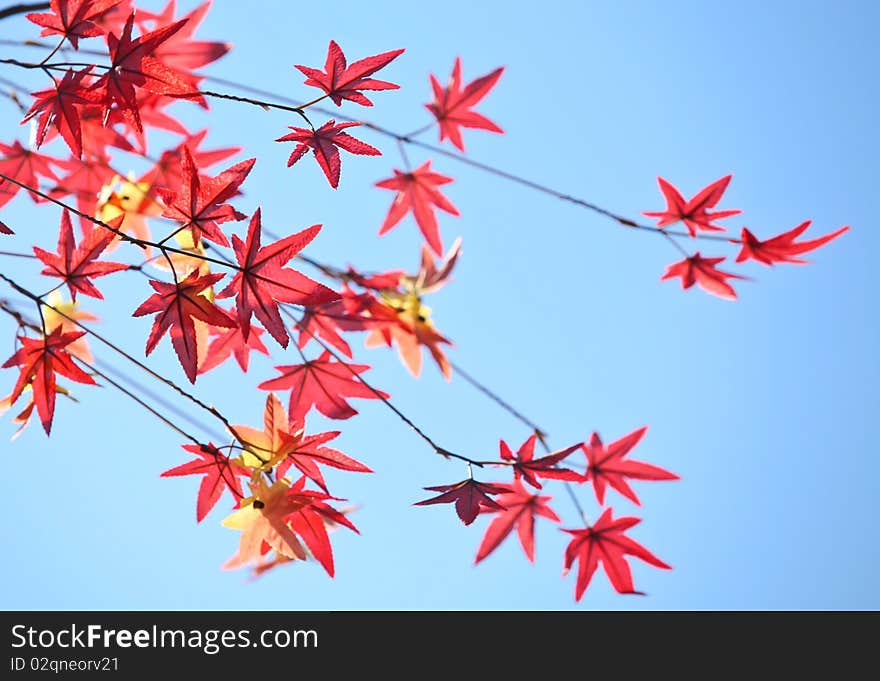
[0,0,877,609]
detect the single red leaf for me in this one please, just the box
[562,508,671,600]
[735,222,849,266]
[161,442,249,522]
[661,252,746,301]
[217,208,340,347]
[257,350,388,423]
[581,427,679,506]
[475,480,560,564]
[643,175,742,236]
[375,160,459,256]
[499,434,582,489]
[33,210,128,301]
[27,0,122,49]
[276,119,380,189]
[90,12,203,133]
[426,57,504,152]
[22,68,101,159]
[1,327,96,434]
[295,40,404,107]
[276,429,372,491]
[415,477,508,526]
[132,269,236,382]
[157,146,255,247]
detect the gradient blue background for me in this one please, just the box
[0,0,877,609]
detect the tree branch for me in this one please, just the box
[0,3,48,22]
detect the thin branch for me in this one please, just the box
[0,41,739,246]
[285,249,592,523]
[284,303,482,467]
[75,355,203,446]
[0,272,238,436]
[0,298,211,445]
[196,73,740,245]
[91,356,229,443]
[450,360,547,439]
[1,174,340,304]
[0,2,48,21]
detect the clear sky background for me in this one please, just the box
[0,0,877,610]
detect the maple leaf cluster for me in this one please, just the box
[644,175,848,300]
[0,6,499,583]
[0,0,848,602]
[162,393,367,576]
[415,430,678,599]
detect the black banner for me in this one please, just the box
[1,611,875,674]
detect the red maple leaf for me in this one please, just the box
[643,175,741,236]
[499,434,582,489]
[562,508,671,600]
[283,476,359,577]
[375,160,460,256]
[275,429,371,492]
[157,146,254,247]
[199,310,270,375]
[475,480,560,563]
[90,12,203,132]
[33,210,128,301]
[415,477,508,526]
[137,0,231,70]
[0,140,60,209]
[161,442,249,522]
[1,328,96,434]
[581,427,679,506]
[295,40,404,107]
[257,350,388,423]
[735,221,849,266]
[27,0,122,49]
[218,208,339,347]
[426,57,504,152]
[276,120,380,189]
[22,68,100,159]
[132,269,236,382]
[661,252,745,301]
